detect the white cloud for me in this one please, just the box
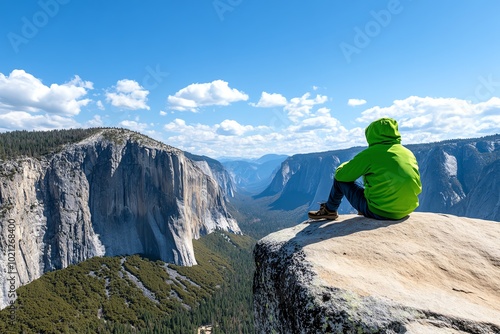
[161,113,363,159]
[167,80,249,112]
[316,107,331,116]
[284,93,328,122]
[348,98,367,107]
[119,120,149,132]
[356,96,500,143]
[160,95,500,158]
[106,79,150,110]
[85,115,104,127]
[216,119,254,136]
[0,69,92,116]
[0,70,94,131]
[0,112,80,132]
[159,110,167,116]
[287,114,342,133]
[251,92,287,108]
[96,100,105,110]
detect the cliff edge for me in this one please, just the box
[253,212,500,333]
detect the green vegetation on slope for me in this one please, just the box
[0,127,178,161]
[0,232,255,334]
[0,128,103,159]
[228,193,306,239]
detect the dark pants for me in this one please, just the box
[325,179,388,220]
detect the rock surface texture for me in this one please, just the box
[0,129,240,309]
[253,213,500,333]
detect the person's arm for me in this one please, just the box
[334,151,370,182]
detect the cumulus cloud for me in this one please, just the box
[251,92,287,108]
[96,100,105,110]
[356,96,500,143]
[316,107,331,116]
[162,112,363,159]
[160,95,500,158]
[85,115,104,127]
[106,79,150,110]
[167,80,249,112]
[348,98,367,107]
[163,119,269,157]
[0,70,94,131]
[0,69,92,116]
[118,120,149,132]
[216,119,254,136]
[0,112,80,132]
[287,114,342,133]
[284,93,328,122]
[165,119,259,138]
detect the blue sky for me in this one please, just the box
[1,1,500,158]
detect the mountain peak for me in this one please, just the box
[83,128,179,153]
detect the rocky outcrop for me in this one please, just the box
[253,213,500,333]
[0,129,240,309]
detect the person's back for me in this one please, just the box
[350,139,421,219]
[309,118,421,221]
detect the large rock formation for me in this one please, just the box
[258,135,500,221]
[0,129,240,309]
[253,213,500,333]
[185,152,236,198]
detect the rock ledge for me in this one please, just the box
[253,213,500,333]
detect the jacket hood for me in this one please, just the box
[365,118,401,146]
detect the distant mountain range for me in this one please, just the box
[253,135,500,221]
[221,154,288,194]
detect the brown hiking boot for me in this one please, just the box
[308,203,338,220]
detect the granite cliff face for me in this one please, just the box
[0,129,240,309]
[253,213,500,333]
[258,135,500,221]
[185,152,236,198]
[411,137,500,221]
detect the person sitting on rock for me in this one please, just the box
[308,117,422,220]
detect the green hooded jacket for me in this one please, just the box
[335,118,422,219]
